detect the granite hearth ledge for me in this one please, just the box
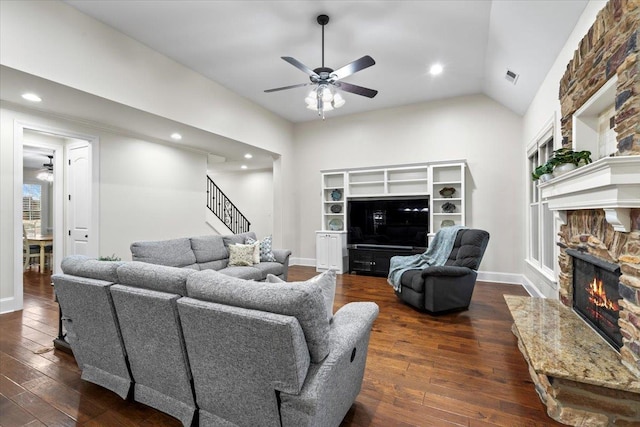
[504,295,640,393]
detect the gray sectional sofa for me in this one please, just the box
[53,255,379,427]
[130,232,291,281]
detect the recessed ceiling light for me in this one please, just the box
[170,133,182,141]
[241,165,248,169]
[22,93,42,102]
[429,64,443,76]
[244,153,253,159]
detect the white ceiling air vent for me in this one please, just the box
[505,69,519,85]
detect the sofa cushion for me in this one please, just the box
[116,261,194,295]
[222,232,257,247]
[217,266,263,280]
[228,244,256,267]
[190,235,228,263]
[131,238,198,269]
[252,262,284,279]
[266,269,336,322]
[61,255,123,282]
[186,269,330,362]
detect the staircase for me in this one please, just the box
[206,176,250,234]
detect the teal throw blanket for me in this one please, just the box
[387,225,466,292]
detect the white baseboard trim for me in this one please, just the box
[0,297,19,314]
[521,275,546,298]
[476,271,522,285]
[290,257,315,267]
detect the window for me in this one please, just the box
[527,125,556,277]
[23,184,42,234]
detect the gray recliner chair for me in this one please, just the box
[396,228,489,313]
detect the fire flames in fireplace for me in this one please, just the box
[568,248,623,351]
[587,277,620,312]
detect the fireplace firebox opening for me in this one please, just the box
[567,249,622,351]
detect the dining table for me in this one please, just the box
[27,234,53,272]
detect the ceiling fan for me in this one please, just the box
[37,155,54,182]
[264,14,378,119]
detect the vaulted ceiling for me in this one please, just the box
[64,0,589,122]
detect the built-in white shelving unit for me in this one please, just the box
[429,162,466,235]
[321,172,346,232]
[318,161,467,272]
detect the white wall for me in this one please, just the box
[522,0,607,297]
[100,135,213,259]
[0,106,213,308]
[293,94,523,278]
[208,169,274,240]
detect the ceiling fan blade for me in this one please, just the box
[264,83,311,93]
[281,57,319,77]
[331,55,375,80]
[335,81,378,98]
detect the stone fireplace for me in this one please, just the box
[506,1,640,425]
[557,210,640,377]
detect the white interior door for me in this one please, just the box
[66,143,91,255]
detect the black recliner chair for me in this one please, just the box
[395,228,489,313]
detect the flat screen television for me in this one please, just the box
[347,196,429,250]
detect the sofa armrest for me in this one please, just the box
[272,249,292,265]
[279,302,379,427]
[421,265,473,277]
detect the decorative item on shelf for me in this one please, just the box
[531,162,555,182]
[330,188,343,201]
[439,187,456,198]
[441,220,455,227]
[552,162,576,176]
[441,202,456,213]
[531,148,592,181]
[330,204,342,213]
[328,218,343,231]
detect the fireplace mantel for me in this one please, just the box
[539,156,640,232]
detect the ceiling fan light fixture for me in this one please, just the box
[332,93,345,108]
[264,14,377,120]
[37,171,54,182]
[37,155,54,182]
[320,86,333,102]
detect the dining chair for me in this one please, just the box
[23,225,41,271]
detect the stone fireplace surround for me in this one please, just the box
[507,1,640,425]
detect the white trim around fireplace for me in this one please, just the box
[539,156,640,232]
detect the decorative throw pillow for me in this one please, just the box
[248,241,260,264]
[228,244,256,266]
[246,235,277,262]
[266,269,336,322]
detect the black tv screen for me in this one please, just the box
[348,196,429,249]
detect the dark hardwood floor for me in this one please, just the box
[0,267,561,427]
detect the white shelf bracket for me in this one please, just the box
[603,208,631,232]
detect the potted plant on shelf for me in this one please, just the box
[531,148,592,181]
[551,148,592,176]
[531,162,555,182]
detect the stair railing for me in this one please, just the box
[206,176,251,234]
